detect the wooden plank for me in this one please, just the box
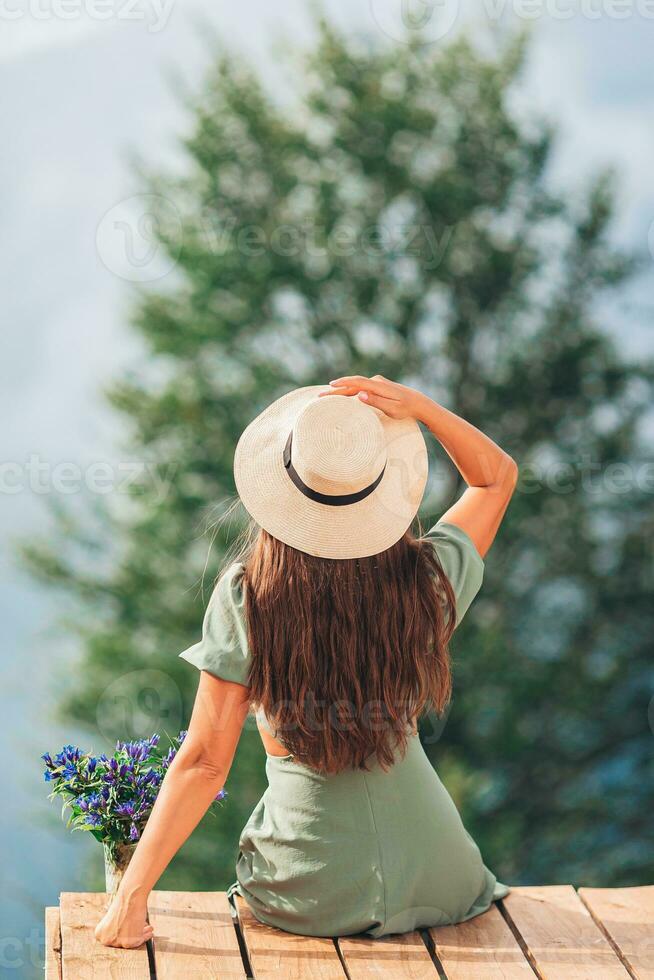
[338,929,437,978]
[45,907,62,980]
[501,886,631,979]
[148,890,246,978]
[59,892,150,980]
[234,894,346,979]
[578,886,654,980]
[429,904,534,979]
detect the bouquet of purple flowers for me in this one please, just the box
[42,731,226,873]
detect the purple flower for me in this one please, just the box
[75,793,103,813]
[129,823,140,841]
[114,801,136,818]
[103,758,126,785]
[118,739,139,759]
[214,789,228,802]
[137,770,160,788]
[54,745,81,766]
[62,762,79,781]
[117,736,160,764]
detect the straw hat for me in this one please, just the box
[233,385,428,559]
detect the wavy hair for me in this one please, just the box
[234,523,456,774]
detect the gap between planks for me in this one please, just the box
[45,907,63,980]
[148,891,246,978]
[234,895,347,979]
[430,901,537,980]
[337,926,440,979]
[578,886,654,980]
[500,885,634,980]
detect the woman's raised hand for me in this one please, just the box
[320,375,425,421]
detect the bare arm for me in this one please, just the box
[412,394,518,557]
[321,374,518,557]
[95,672,249,948]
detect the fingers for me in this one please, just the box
[329,374,388,384]
[329,374,389,392]
[357,391,398,414]
[94,920,154,949]
[318,375,402,418]
[321,375,398,401]
[317,385,398,416]
[123,926,155,949]
[318,384,359,398]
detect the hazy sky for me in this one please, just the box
[2,1,653,480]
[1,1,652,973]
[3,0,654,471]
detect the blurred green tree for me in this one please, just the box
[24,20,654,889]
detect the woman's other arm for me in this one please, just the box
[95,672,249,948]
[411,394,518,558]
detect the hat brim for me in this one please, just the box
[233,385,428,559]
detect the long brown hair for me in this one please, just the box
[235,523,456,774]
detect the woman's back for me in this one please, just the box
[180,521,483,769]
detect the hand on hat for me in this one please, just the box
[320,375,425,421]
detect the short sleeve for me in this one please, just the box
[178,561,251,687]
[422,522,484,628]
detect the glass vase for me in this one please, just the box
[103,841,137,896]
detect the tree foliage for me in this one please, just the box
[24,20,654,888]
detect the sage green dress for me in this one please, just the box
[178,522,510,938]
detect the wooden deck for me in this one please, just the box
[45,885,654,979]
